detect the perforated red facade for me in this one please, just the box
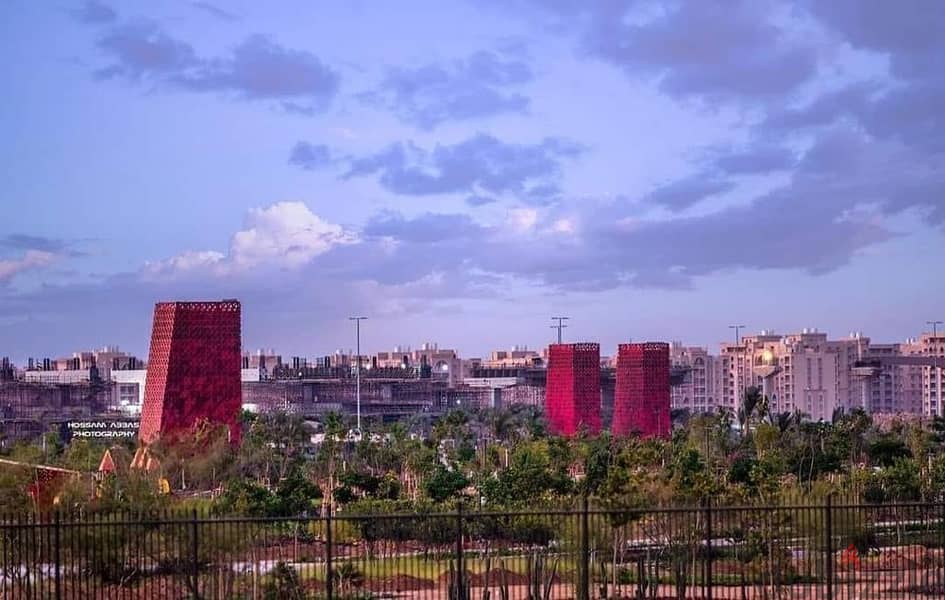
[613,342,670,439]
[139,300,242,445]
[545,343,601,436]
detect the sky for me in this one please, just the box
[1,0,943,362]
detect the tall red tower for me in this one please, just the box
[613,342,670,439]
[139,300,242,445]
[545,343,601,436]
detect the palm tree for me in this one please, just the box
[737,386,762,434]
[775,411,793,434]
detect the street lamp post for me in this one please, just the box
[349,316,368,432]
[929,320,943,417]
[551,316,570,345]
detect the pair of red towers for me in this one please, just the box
[138,300,242,445]
[545,342,670,439]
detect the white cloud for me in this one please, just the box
[0,250,56,285]
[145,201,355,278]
[231,201,355,268]
[508,207,538,232]
[143,250,225,279]
[548,217,575,234]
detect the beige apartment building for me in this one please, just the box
[718,329,931,421]
[374,343,464,385]
[670,343,724,413]
[864,343,923,415]
[720,330,846,421]
[483,346,541,368]
[912,332,945,417]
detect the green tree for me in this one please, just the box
[424,465,469,503]
[274,472,322,515]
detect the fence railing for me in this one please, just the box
[2,500,945,599]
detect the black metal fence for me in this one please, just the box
[2,500,945,599]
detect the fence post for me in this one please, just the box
[325,505,334,600]
[704,498,713,600]
[191,508,199,600]
[455,500,465,600]
[54,511,61,600]
[579,493,590,600]
[824,495,833,600]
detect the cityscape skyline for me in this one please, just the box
[2,1,945,366]
[2,319,944,367]
[5,317,943,424]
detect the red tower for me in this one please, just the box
[545,343,601,436]
[139,300,242,445]
[613,342,670,439]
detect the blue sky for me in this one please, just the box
[1,0,943,362]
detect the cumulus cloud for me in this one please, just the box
[339,121,942,292]
[508,207,539,232]
[0,251,56,286]
[95,23,339,113]
[363,50,533,129]
[145,201,355,279]
[142,250,224,278]
[340,133,582,200]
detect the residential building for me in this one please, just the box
[721,330,843,421]
[22,346,143,385]
[483,346,542,368]
[110,368,147,415]
[914,332,945,417]
[374,343,464,385]
[860,343,923,414]
[669,343,723,413]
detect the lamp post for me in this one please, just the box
[551,316,569,345]
[349,316,367,432]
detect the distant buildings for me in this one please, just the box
[110,368,147,415]
[139,300,242,445]
[915,332,945,417]
[3,323,943,445]
[670,343,723,414]
[613,343,671,439]
[545,343,601,436]
[374,343,464,385]
[0,358,14,382]
[22,346,143,385]
[0,380,113,444]
[483,346,542,368]
[704,328,945,421]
